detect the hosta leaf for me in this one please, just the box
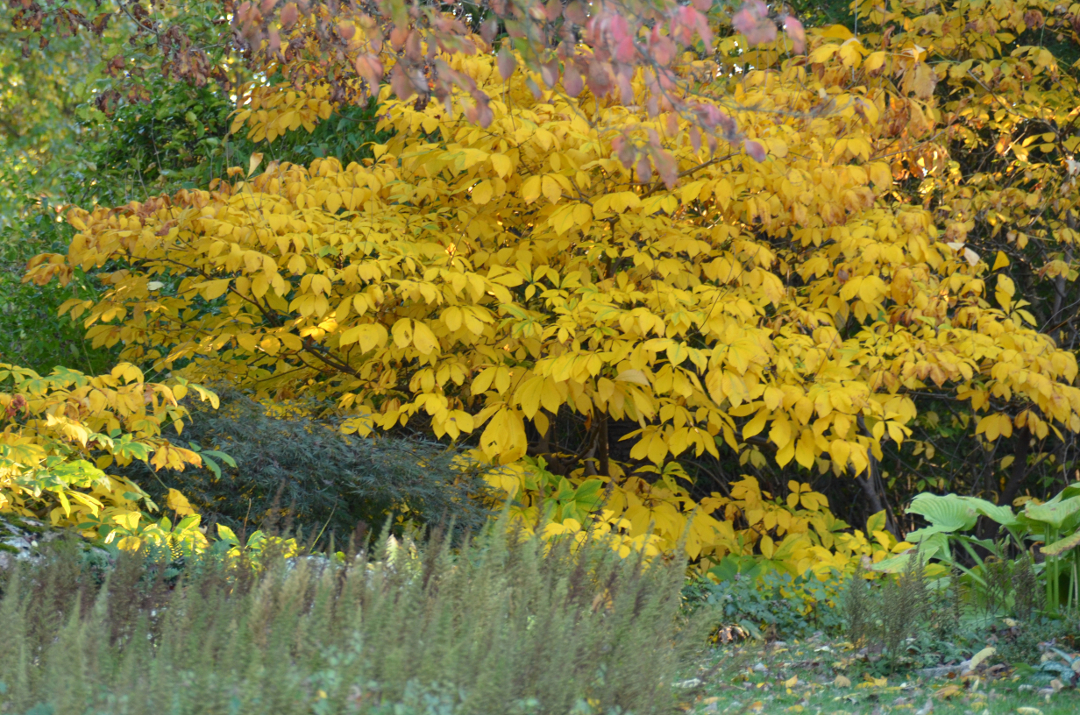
[1042,530,1080,557]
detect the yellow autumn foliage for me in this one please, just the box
[22,0,1080,570]
[481,456,906,574]
[0,363,220,550]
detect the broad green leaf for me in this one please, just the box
[1024,495,1080,529]
[906,493,979,532]
[217,524,240,546]
[1042,530,1080,557]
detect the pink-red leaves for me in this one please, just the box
[390,63,416,100]
[355,55,383,89]
[280,1,298,28]
[743,139,767,162]
[563,63,584,96]
[497,45,516,81]
[783,16,806,54]
[563,1,587,25]
[540,60,560,88]
[732,1,776,46]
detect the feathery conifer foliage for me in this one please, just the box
[122,387,496,543]
[0,521,701,715]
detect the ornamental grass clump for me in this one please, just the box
[0,520,698,715]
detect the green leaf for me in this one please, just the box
[906,493,980,532]
[969,498,1019,528]
[217,523,240,546]
[203,449,237,468]
[873,532,951,572]
[202,455,221,480]
[574,478,604,510]
[1023,495,1080,529]
[116,441,151,461]
[1042,530,1080,557]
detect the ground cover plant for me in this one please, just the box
[678,547,1080,714]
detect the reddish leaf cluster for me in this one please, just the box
[227,0,808,163]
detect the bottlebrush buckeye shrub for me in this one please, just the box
[487,458,906,574]
[25,1,1080,568]
[0,363,219,550]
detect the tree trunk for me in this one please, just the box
[1000,425,1030,508]
[857,415,900,538]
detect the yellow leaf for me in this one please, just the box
[248,152,263,177]
[908,62,937,99]
[541,175,562,204]
[809,44,839,64]
[522,175,542,203]
[992,250,1010,271]
[443,306,463,331]
[820,24,853,40]
[615,369,651,386]
[392,319,414,349]
[517,376,546,419]
[340,323,387,353]
[868,162,892,188]
[794,430,815,469]
[236,333,260,352]
[838,40,864,68]
[472,180,494,205]
[412,321,439,355]
[112,511,141,531]
[964,646,995,672]
[863,51,886,73]
[490,153,512,177]
[116,536,142,551]
[198,278,231,300]
[743,410,768,439]
[166,488,196,517]
[770,418,792,450]
[260,335,280,355]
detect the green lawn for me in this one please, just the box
[682,639,1080,715]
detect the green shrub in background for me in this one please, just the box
[81,83,239,207]
[82,78,390,209]
[115,388,496,546]
[2,71,388,375]
[0,519,702,715]
[0,212,114,375]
